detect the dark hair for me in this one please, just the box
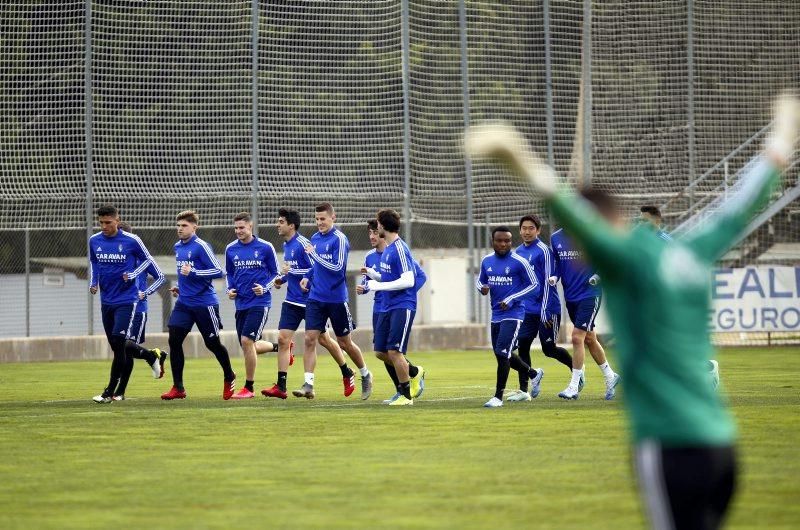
[519,214,541,230]
[580,188,618,219]
[376,209,401,233]
[176,210,199,224]
[96,205,118,218]
[492,226,513,238]
[367,219,379,231]
[278,208,301,231]
[315,202,334,215]
[118,222,132,232]
[640,205,662,218]
[233,212,251,223]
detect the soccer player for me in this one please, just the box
[293,203,373,400]
[550,225,620,400]
[161,210,236,401]
[111,221,168,400]
[261,208,344,400]
[639,205,672,241]
[508,214,573,401]
[476,226,541,408]
[357,214,426,405]
[464,96,797,529]
[88,205,161,403]
[224,212,280,399]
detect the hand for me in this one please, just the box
[122,272,130,282]
[252,283,265,296]
[300,278,309,292]
[227,288,237,300]
[180,264,192,276]
[89,286,98,295]
[169,286,179,298]
[356,284,367,295]
[548,276,558,286]
[280,263,290,275]
[359,267,369,274]
[588,274,600,286]
[273,278,283,289]
[480,286,489,296]
[499,301,509,310]
[542,316,554,329]
[138,291,146,300]
[304,244,314,253]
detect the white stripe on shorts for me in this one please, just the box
[256,306,270,338]
[207,306,220,335]
[399,309,412,351]
[636,440,675,530]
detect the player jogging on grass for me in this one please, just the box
[110,221,168,400]
[464,93,798,529]
[292,203,373,400]
[224,212,280,399]
[356,212,426,406]
[161,210,237,401]
[550,225,620,400]
[89,205,163,403]
[508,214,574,401]
[476,226,542,408]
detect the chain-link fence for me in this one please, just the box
[1,1,798,344]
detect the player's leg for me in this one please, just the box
[93,303,132,403]
[331,302,372,399]
[512,312,539,397]
[162,325,190,399]
[539,314,573,371]
[232,307,269,399]
[263,303,302,399]
[484,321,512,408]
[293,300,325,398]
[195,304,236,400]
[385,309,416,405]
[559,301,587,400]
[581,296,619,399]
[124,312,165,380]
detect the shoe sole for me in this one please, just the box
[558,393,579,400]
[161,395,186,400]
[292,390,315,399]
[261,391,288,400]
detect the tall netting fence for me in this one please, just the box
[1,1,798,343]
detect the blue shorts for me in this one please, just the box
[235,306,270,342]
[538,313,561,347]
[101,302,138,341]
[372,311,388,349]
[278,302,306,331]
[566,296,601,331]
[168,301,223,338]
[490,319,522,359]
[518,312,541,341]
[518,311,562,346]
[375,308,415,354]
[130,311,148,344]
[305,299,354,337]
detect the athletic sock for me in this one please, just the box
[399,381,412,400]
[599,361,614,380]
[358,366,370,377]
[384,361,401,389]
[408,363,419,378]
[569,367,583,389]
[277,372,287,391]
[517,337,534,391]
[339,363,354,378]
[271,342,279,352]
[245,380,254,392]
[304,372,315,386]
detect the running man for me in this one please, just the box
[89,205,162,403]
[476,226,541,408]
[464,94,797,529]
[294,203,373,400]
[161,210,237,400]
[225,212,280,399]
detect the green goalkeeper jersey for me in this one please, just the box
[547,156,780,446]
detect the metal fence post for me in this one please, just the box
[687,0,696,209]
[25,226,30,337]
[85,0,94,335]
[251,0,260,234]
[582,0,592,186]
[401,0,413,246]
[459,0,475,323]
[544,0,555,168]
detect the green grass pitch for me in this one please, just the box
[0,347,798,529]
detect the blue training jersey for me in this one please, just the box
[413,260,426,294]
[225,237,280,310]
[515,238,561,318]
[477,251,538,322]
[363,249,386,313]
[89,230,157,306]
[306,227,349,304]
[135,260,166,313]
[550,228,601,302]
[379,238,418,312]
[174,234,224,307]
[281,233,313,307]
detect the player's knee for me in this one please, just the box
[278,333,291,348]
[240,336,254,349]
[541,342,556,357]
[109,335,126,354]
[375,351,388,362]
[203,336,223,351]
[336,335,351,349]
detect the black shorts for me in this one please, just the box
[635,441,737,530]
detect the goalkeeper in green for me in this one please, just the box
[465,94,798,530]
